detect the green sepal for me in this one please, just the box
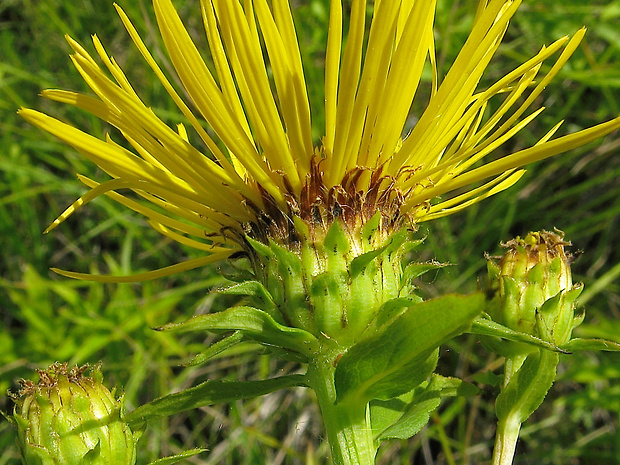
[470,314,568,356]
[218,260,256,284]
[359,210,382,246]
[324,217,351,267]
[125,374,307,429]
[255,236,318,333]
[186,331,245,366]
[372,374,478,442]
[310,272,346,337]
[495,349,559,423]
[349,243,389,279]
[146,448,206,465]
[267,240,303,299]
[402,260,447,283]
[157,306,319,357]
[390,229,422,255]
[536,285,583,345]
[214,281,277,313]
[334,293,484,404]
[244,235,274,260]
[561,337,620,352]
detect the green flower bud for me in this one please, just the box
[9,363,137,465]
[487,230,583,352]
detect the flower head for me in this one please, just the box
[9,363,138,465]
[486,230,584,351]
[20,0,620,281]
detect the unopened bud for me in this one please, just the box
[487,230,583,351]
[9,363,137,465]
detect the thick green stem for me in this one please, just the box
[491,354,526,465]
[492,413,521,465]
[307,354,376,465]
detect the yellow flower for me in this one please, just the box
[21,0,620,282]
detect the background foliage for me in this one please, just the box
[1,0,619,463]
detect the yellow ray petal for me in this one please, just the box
[148,221,227,252]
[327,0,366,185]
[44,178,135,234]
[408,116,620,208]
[211,0,302,189]
[369,0,436,167]
[77,175,229,239]
[418,169,524,221]
[255,0,313,172]
[153,0,285,203]
[397,0,520,169]
[52,251,234,283]
[115,3,255,196]
[323,0,342,155]
[342,0,400,172]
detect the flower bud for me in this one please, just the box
[487,230,583,352]
[9,363,137,465]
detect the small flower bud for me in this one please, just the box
[9,363,137,465]
[487,230,583,352]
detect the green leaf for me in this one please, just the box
[146,449,207,465]
[186,331,245,366]
[373,375,478,442]
[561,337,620,352]
[125,374,307,428]
[369,296,424,331]
[334,293,484,403]
[470,315,568,353]
[214,281,277,312]
[158,306,319,357]
[369,392,415,440]
[495,350,559,423]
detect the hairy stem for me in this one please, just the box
[307,353,376,465]
[492,413,522,465]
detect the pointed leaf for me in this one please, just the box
[471,370,503,387]
[370,296,424,331]
[561,337,620,352]
[335,293,484,403]
[374,375,478,441]
[125,374,307,428]
[495,349,559,423]
[186,331,245,366]
[158,306,319,357]
[470,315,568,353]
[216,280,275,304]
[214,280,277,313]
[146,449,207,465]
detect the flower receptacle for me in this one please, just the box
[245,213,418,347]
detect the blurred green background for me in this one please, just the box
[1,0,619,463]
